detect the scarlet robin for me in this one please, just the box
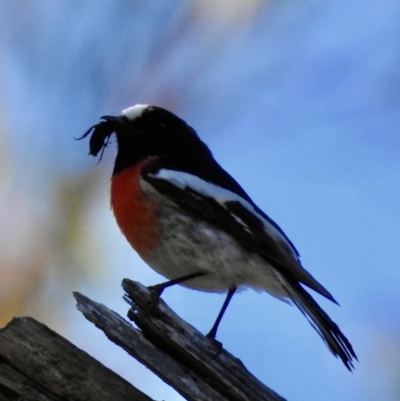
[80,104,357,370]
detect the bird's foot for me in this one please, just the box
[146,283,165,313]
[205,331,223,357]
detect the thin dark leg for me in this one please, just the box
[206,287,237,339]
[149,271,206,302]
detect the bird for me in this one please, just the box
[79,104,357,370]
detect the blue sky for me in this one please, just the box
[0,1,399,400]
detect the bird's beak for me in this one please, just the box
[100,115,122,122]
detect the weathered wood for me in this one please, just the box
[0,362,61,401]
[74,280,287,401]
[124,280,286,401]
[0,317,153,401]
[0,279,286,401]
[75,292,229,401]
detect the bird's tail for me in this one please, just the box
[278,273,357,371]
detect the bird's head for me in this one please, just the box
[78,104,211,174]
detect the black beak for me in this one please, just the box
[100,115,122,122]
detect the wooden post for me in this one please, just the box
[75,279,287,401]
[0,280,287,401]
[0,316,153,401]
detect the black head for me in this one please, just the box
[78,105,212,174]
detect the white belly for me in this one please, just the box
[146,202,289,301]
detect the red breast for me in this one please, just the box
[110,159,159,260]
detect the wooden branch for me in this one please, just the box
[74,279,287,401]
[0,317,153,401]
[0,280,287,401]
[75,292,228,401]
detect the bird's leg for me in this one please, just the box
[148,271,206,306]
[206,287,237,340]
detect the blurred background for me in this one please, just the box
[0,0,399,400]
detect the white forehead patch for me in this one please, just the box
[120,104,149,121]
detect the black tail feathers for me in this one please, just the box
[279,274,357,371]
